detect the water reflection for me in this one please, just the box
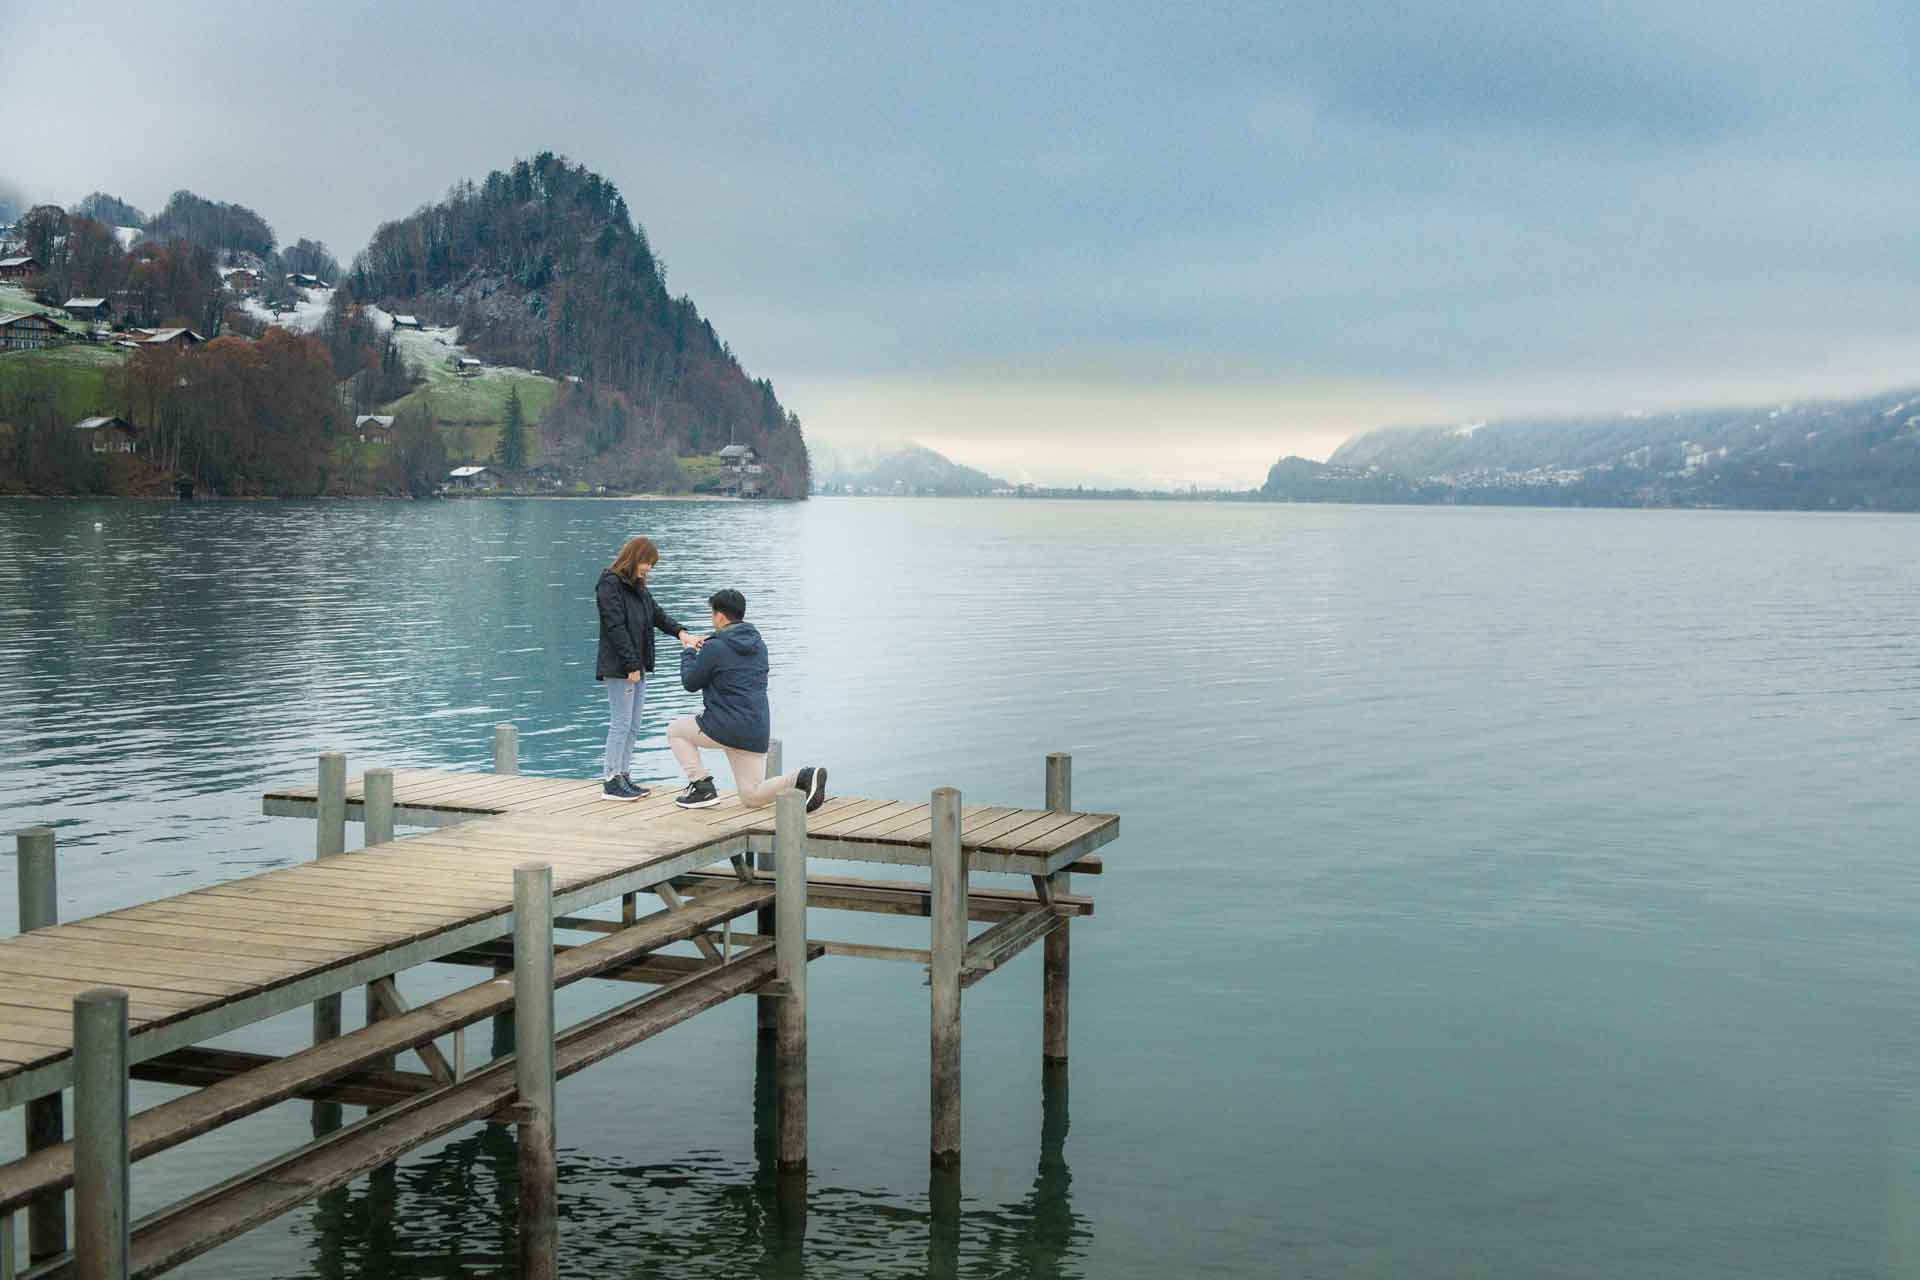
[292,1042,1086,1278]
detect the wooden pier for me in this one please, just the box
[0,729,1116,1278]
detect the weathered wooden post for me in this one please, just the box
[513,863,557,1280]
[73,988,129,1280]
[15,828,67,1265]
[929,786,965,1166]
[490,727,519,1052]
[363,767,395,847]
[362,770,397,1102]
[757,739,783,1040]
[773,788,808,1170]
[316,752,347,858]
[312,753,346,1136]
[1043,753,1072,1063]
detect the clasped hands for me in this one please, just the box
[677,629,708,651]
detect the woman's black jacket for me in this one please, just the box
[595,569,687,680]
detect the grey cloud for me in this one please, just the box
[7,0,1920,465]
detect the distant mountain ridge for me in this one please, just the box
[1262,387,1920,510]
[810,439,1009,495]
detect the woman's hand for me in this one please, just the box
[679,630,706,651]
[627,671,642,683]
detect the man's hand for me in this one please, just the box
[680,631,706,651]
[627,671,642,683]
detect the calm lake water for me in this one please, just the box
[2,496,1919,1278]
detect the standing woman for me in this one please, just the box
[596,536,696,800]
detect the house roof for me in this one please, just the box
[449,465,492,478]
[73,416,133,432]
[718,444,753,458]
[355,415,396,428]
[457,357,483,366]
[393,314,419,325]
[64,298,107,308]
[143,328,205,344]
[0,312,54,329]
[0,256,36,269]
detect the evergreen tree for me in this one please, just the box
[497,384,528,470]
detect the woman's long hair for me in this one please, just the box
[610,536,659,582]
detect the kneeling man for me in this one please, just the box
[669,588,829,812]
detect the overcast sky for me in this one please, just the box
[11,2,1920,485]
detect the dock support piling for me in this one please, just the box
[756,738,783,1040]
[316,752,346,858]
[930,786,965,1166]
[929,1163,962,1280]
[16,828,67,1264]
[1043,753,1072,1064]
[73,988,129,1280]
[487,727,522,1054]
[361,770,397,1129]
[312,753,346,1135]
[513,863,558,1279]
[363,767,395,847]
[774,789,808,1171]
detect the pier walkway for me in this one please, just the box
[0,734,1116,1277]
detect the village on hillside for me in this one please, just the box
[0,218,770,499]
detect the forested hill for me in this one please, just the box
[350,153,807,497]
[1261,388,1920,510]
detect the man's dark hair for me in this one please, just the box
[709,589,746,622]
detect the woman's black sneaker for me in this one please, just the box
[619,774,650,799]
[796,765,828,813]
[676,777,720,809]
[602,777,641,802]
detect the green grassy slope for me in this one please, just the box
[0,344,128,422]
[378,326,558,464]
[0,285,67,320]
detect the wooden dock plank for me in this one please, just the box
[56,917,367,962]
[0,1026,76,1052]
[6,936,307,985]
[0,975,205,1016]
[112,900,420,944]
[959,808,1060,848]
[0,1004,93,1032]
[807,800,919,839]
[0,952,255,1000]
[192,880,474,923]
[977,809,1085,852]
[851,804,936,840]
[959,806,1027,837]
[375,771,527,807]
[1014,811,1120,853]
[0,1043,60,1067]
[274,862,517,905]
